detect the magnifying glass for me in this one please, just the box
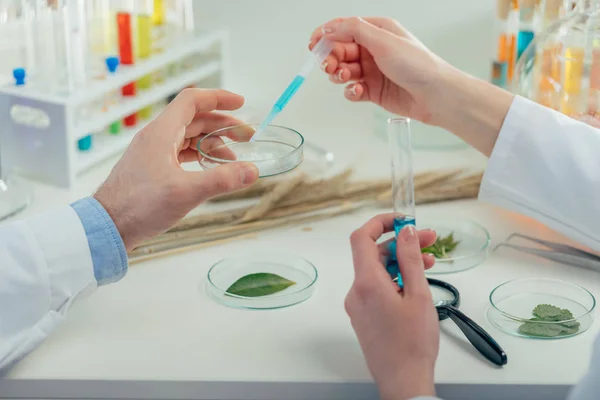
[428,278,508,367]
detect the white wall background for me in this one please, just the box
[193,0,496,101]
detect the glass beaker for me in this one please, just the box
[513,0,600,126]
[386,117,416,289]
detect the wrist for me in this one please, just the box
[429,65,515,157]
[378,364,436,400]
[93,189,134,252]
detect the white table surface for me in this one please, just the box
[1,96,598,400]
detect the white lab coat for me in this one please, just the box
[0,206,97,373]
[0,95,599,399]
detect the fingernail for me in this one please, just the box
[401,225,416,240]
[321,61,328,71]
[337,69,344,81]
[240,164,258,185]
[346,84,357,97]
[322,26,334,34]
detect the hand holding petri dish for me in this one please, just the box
[197,124,304,177]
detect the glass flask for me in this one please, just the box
[513,0,600,126]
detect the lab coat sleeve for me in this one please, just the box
[0,197,127,374]
[479,95,600,253]
[478,95,600,400]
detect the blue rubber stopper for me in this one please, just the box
[105,56,120,74]
[78,135,93,151]
[13,68,26,86]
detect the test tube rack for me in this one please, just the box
[0,30,229,189]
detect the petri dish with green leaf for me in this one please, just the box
[206,252,317,309]
[486,278,596,339]
[416,217,491,275]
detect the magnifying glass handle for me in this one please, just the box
[440,305,508,367]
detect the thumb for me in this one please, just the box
[187,162,259,202]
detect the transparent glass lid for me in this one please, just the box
[206,252,318,309]
[487,278,596,339]
[197,124,304,177]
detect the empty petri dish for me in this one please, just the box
[487,278,596,340]
[197,124,304,177]
[206,252,317,309]
[417,217,491,275]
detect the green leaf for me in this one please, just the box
[225,273,296,297]
[421,233,460,259]
[532,304,574,321]
[518,303,580,338]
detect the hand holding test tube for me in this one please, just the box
[251,38,334,141]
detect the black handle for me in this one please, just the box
[439,305,508,366]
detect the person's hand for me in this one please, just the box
[94,89,259,251]
[346,214,440,400]
[309,17,451,124]
[309,17,515,157]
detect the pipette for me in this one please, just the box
[251,38,334,141]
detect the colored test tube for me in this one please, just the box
[495,0,518,82]
[137,0,153,119]
[561,47,585,117]
[117,10,137,127]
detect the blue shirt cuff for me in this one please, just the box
[70,197,128,286]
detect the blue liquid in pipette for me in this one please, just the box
[517,31,535,60]
[253,75,306,140]
[387,216,416,289]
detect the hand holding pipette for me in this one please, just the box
[250,38,334,142]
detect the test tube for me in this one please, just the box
[536,0,563,109]
[517,0,536,61]
[386,117,416,290]
[88,0,114,80]
[136,0,153,119]
[152,0,167,84]
[104,56,121,134]
[493,0,512,88]
[117,0,136,126]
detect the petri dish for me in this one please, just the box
[197,124,304,177]
[206,252,318,309]
[418,217,491,274]
[487,278,596,340]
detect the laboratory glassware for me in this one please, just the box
[104,56,121,134]
[385,117,416,289]
[117,0,136,127]
[427,278,507,366]
[487,278,595,339]
[206,252,318,310]
[513,0,600,126]
[197,124,304,178]
[251,38,333,141]
[0,68,32,221]
[136,0,153,119]
[417,216,491,275]
[494,0,519,85]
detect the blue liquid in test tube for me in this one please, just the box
[386,117,416,289]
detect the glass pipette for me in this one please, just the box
[250,38,334,142]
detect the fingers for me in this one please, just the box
[320,43,361,74]
[396,225,430,296]
[329,63,363,84]
[378,229,437,254]
[310,17,407,45]
[185,112,250,139]
[310,17,400,57]
[154,89,245,140]
[349,214,397,281]
[344,82,370,102]
[186,162,259,202]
